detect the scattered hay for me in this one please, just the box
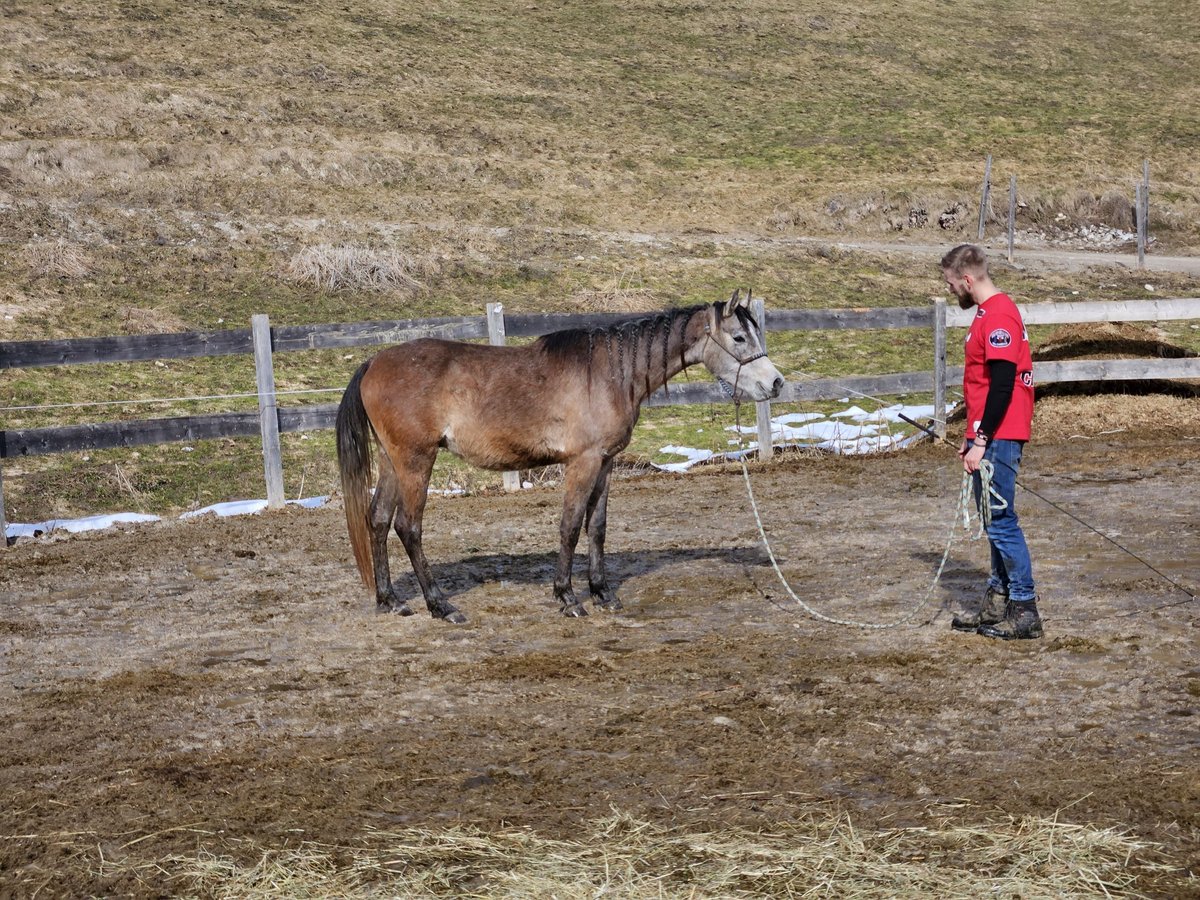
[124,810,1173,898]
[1034,393,1200,441]
[21,239,93,279]
[1033,322,1195,362]
[1030,322,1200,405]
[284,244,438,294]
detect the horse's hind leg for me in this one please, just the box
[585,458,622,611]
[391,448,467,624]
[370,463,414,615]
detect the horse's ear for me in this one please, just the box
[724,289,740,318]
[741,288,753,310]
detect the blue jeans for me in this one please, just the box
[973,439,1036,603]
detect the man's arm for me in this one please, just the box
[977,359,1017,438]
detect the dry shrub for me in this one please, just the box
[284,244,438,294]
[570,284,659,313]
[1096,191,1135,228]
[22,240,93,278]
[122,810,1174,898]
[1020,188,1137,230]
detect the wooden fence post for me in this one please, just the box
[752,296,773,461]
[1006,174,1017,262]
[1135,182,1145,270]
[0,465,8,546]
[933,297,947,440]
[486,303,522,492]
[251,314,286,510]
[976,154,992,241]
[1136,161,1150,270]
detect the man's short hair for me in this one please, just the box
[940,243,989,277]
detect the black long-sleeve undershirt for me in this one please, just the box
[977,359,1017,437]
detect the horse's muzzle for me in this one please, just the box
[718,372,784,402]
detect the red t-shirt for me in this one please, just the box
[963,292,1034,441]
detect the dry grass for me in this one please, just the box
[20,239,93,279]
[285,244,438,295]
[107,811,1176,899]
[2,0,1198,259]
[569,275,661,313]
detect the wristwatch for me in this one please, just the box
[973,432,990,447]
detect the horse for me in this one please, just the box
[335,289,784,623]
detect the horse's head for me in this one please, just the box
[696,290,785,402]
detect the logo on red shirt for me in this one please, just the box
[988,328,1012,348]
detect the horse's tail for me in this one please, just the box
[336,361,375,592]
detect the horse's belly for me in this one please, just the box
[442,422,567,470]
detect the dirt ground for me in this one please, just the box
[2,418,1198,896]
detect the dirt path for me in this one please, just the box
[817,238,1200,276]
[609,230,1200,276]
[1,432,1198,896]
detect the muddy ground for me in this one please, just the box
[2,422,1198,896]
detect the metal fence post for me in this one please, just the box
[486,303,522,492]
[933,297,947,440]
[752,296,773,461]
[251,314,286,510]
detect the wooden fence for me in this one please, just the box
[3,297,1199,535]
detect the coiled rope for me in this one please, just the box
[738,454,1000,630]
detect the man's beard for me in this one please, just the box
[957,293,974,310]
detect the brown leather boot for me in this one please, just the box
[979,598,1044,640]
[951,586,1007,632]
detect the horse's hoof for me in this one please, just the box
[561,603,589,618]
[432,605,467,624]
[377,600,415,616]
[593,596,623,611]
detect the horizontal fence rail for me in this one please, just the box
[945,297,1200,328]
[4,299,1199,459]
[5,299,1198,371]
[3,297,1199,534]
[10,355,1196,460]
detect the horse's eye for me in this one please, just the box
[733,334,747,343]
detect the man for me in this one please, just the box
[941,243,1042,639]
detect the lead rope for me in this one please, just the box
[736,413,999,629]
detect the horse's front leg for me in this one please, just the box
[555,454,605,617]
[585,458,622,610]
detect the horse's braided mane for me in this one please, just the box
[536,299,760,400]
[536,305,700,361]
[536,305,707,398]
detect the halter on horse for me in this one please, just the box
[336,290,784,622]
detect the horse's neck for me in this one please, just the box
[628,307,707,405]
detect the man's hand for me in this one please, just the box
[959,438,985,473]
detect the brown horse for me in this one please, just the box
[335,290,784,622]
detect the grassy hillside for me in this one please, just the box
[2,0,1198,518]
